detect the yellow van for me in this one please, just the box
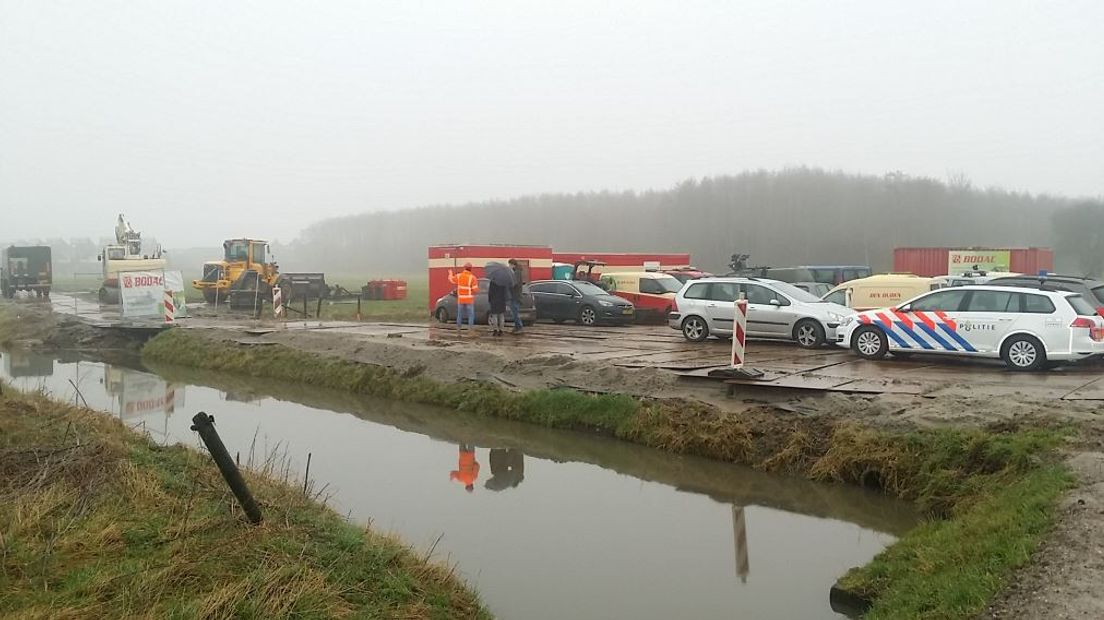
[821,274,938,310]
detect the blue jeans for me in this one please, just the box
[509,299,523,330]
[456,303,475,328]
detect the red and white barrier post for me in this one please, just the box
[731,298,748,368]
[162,289,175,324]
[273,286,284,319]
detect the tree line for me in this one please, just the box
[287,168,1104,276]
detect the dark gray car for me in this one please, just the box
[433,278,537,325]
[529,280,635,326]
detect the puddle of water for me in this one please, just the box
[1,349,916,620]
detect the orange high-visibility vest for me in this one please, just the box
[449,270,479,304]
[450,450,480,487]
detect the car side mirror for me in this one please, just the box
[769,299,781,307]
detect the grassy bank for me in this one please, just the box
[0,384,488,618]
[142,328,1074,619]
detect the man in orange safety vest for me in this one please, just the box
[449,263,479,330]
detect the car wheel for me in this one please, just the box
[682,316,709,342]
[1001,335,1046,371]
[579,305,597,326]
[435,308,449,323]
[793,319,826,349]
[851,325,888,360]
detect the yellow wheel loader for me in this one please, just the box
[193,239,290,309]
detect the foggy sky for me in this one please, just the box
[2,0,1102,247]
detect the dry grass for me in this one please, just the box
[0,386,489,619]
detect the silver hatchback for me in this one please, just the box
[667,277,853,348]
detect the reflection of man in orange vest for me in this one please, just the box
[448,263,479,330]
[450,444,480,492]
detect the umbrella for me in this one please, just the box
[484,262,515,288]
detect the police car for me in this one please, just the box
[835,285,1104,370]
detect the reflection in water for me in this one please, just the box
[733,505,750,583]
[485,448,525,491]
[3,350,53,377]
[450,444,481,492]
[0,351,918,620]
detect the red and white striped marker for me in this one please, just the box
[162,289,175,324]
[731,298,748,368]
[273,286,284,319]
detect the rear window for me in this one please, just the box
[1019,293,1056,314]
[1066,294,1098,317]
[1091,286,1104,306]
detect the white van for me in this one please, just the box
[822,274,938,311]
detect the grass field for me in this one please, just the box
[315,275,429,322]
[50,271,431,318]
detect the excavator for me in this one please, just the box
[98,214,167,304]
[193,239,290,308]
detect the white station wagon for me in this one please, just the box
[836,285,1104,370]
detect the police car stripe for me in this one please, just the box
[895,322,934,350]
[916,323,958,351]
[883,326,911,348]
[938,323,977,353]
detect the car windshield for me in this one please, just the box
[1067,294,1099,316]
[651,276,683,294]
[573,281,608,296]
[771,281,824,303]
[1091,285,1104,306]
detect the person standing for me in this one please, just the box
[508,258,525,334]
[448,263,479,331]
[488,275,508,337]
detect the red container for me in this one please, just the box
[381,279,407,301]
[893,247,1054,277]
[362,280,382,300]
[551,252,691,278]
[1010,248,1054,277]
[428,245,553,310]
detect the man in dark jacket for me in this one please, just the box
[508,259,525,334]
[488,277,508,337]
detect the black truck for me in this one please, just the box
[1,245,52,298]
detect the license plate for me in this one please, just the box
[622,308,633,315]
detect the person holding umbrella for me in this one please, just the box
[484,262,514,337]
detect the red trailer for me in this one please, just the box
[428,245,553,310]
[551,252,691,278]
[893,247,1053,278]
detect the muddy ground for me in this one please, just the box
[4,297,1104,617]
